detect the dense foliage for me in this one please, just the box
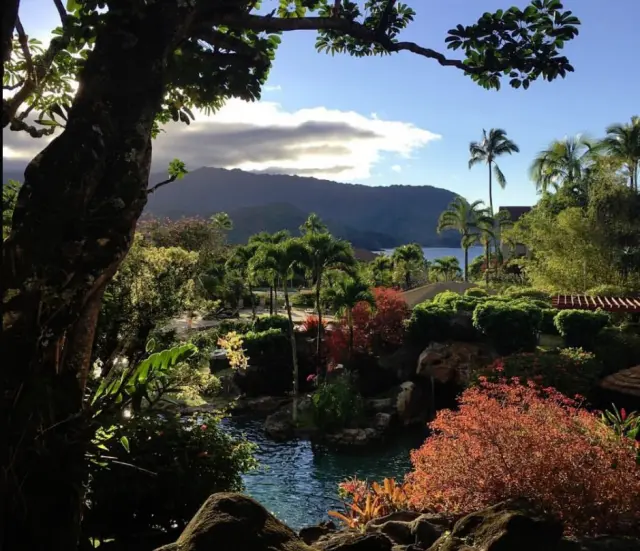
[407,380,640,536]
[311,375,364,432]
[472,300,541,354]
[554,309,611,349]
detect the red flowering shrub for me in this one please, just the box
[406,379,640,536]
[477,348,601,398]
[301,314,328,335]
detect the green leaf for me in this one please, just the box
[120,436,130,453]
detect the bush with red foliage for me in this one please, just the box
[325,287,409,365]
[406,379,640,536]
[301,315,328,335]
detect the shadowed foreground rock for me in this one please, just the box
[157,494,640,551]
[154,493,314,551]
[428,499,563,551]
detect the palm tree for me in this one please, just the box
[249,238,309,421]
[469,129,520,215]
[324,276,375,360]
[529,135,594,194]
[392,243,424,290]
[600,116,640,191]
[225,244,258,317]
[300,212,328,236]
[304,232,355,376]
[430,256,462,282]
[249,230,290,314]
[370,255,394,287]
[210,211,233,231]
[437,197,489,281]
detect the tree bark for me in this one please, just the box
[283,284,299,423]
[1,4,193,550]
[315,270,324,379]
[463,246,469,282]
[1,0,19,64]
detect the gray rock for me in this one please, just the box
[314,531,392,551]
[265,408,295,441]
[154,492,313,551]
[299,521,336,545]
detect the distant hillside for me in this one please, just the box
[144,167,459,248]
[3,166,460,249]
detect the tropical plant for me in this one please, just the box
[250,238,309,420]
[210,211,233,231]
[249,230,291,314]
[468,128,520,215]
[300,212,328,235]
[304,231,356,376]
[311,374,364,432]
[324,276,375,360]
[407,380,640,536]
[599,116,640,191]
[554,309,610,349]
[369,254,395,288]
[2,179,21,239]
[600,405,640,465]
[430,256,462,282]
[226,244,258,317]
[392,243,425,289]
[472,300,541,354]
[529,135,595,194]
[437,197,490,281]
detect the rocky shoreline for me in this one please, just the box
[156,493,640,551]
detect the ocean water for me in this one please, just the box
[379,246,485,265]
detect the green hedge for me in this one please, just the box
[252,314,290,333]
[593,328,640,376]
[540,308,560,335]
[290,292,316,308]
[432,291,485,313]
[503,287,552,303]
[465,287,488,298]
[554,309,610,350]
[405,302,453,346]
[473,300,542,355]
[585,285,630,297]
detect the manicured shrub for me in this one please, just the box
[311,375,364,432]
[554,309,610,349]
[405,303,452,346]
[252,314,289,333]
[472,301,541,355]
[480,348,601,398]
[291,292,316,308]
[594,328,640,376]
[243,328,289,359]
[432,290,463,307]
[406,380,640,536]
[540,308,560,335]
[83,413,256,546]
[464,287,488,298]
[503,287,552,303]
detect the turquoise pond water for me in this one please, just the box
[221,417,428,531]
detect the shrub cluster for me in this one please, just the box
[290,292,316,308]
[502,287,552,303]
[594,327,640,376]
[405,303,452,346]
[554,309,610,349]
[464,287,488,298]
[479,348,601,398]
[406,380,640,536]
[472,300,541,355]
[312,375,364,431]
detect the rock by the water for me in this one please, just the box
[264,408,295,441]
[395,381,428,426]
[366,512,447,549]
[314,531,392,551]
[230,395,291,416]
[378,345,424,382]
[416,342,492,386]
[156,492,313,551]
[428,499,563,551]
[299,521,337,545]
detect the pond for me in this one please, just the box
[221,417,428,531]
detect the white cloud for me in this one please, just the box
[263,84,282,92]
[3,98,441,181]
[391,164,402,173]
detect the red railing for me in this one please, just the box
[552,294,640,312]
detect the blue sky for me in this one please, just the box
[8,0,640,208]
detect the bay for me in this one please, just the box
[378,246,485,265]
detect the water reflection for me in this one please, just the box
[221,417,427,530]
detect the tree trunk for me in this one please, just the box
[484,240,490,284]
[463,246,469,282]
[283,284,299,423]
[273,279,278,314]
[1,0,19,64]
[315,270,324,379]
[405,270,410,290]
[1,4,192,550]
[248,281,256,318]
[269,285,273,315]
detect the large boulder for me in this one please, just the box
[395,381,429,426]
[599,365,640,411]
[313,531,392,551]
[299,521,337,545]
[366,511,448,549]
[427,499,563,551]
[378,345,424,382]
[233,364,292,397]
[155,493,314,551]
[416,342,493,386]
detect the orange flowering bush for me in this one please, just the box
[406,379,640,536]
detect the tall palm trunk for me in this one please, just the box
[273,278,278,314]
[315,270,325,379]
[463,246,469,282]
[488,161,494,215]
[1,4,190,549]
[283,283,299,422]
[484,239,490,284]
[248,281,256,318]
[269,285,273,315]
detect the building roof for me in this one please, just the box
[353,248,379,263]
[498,206,532,221]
